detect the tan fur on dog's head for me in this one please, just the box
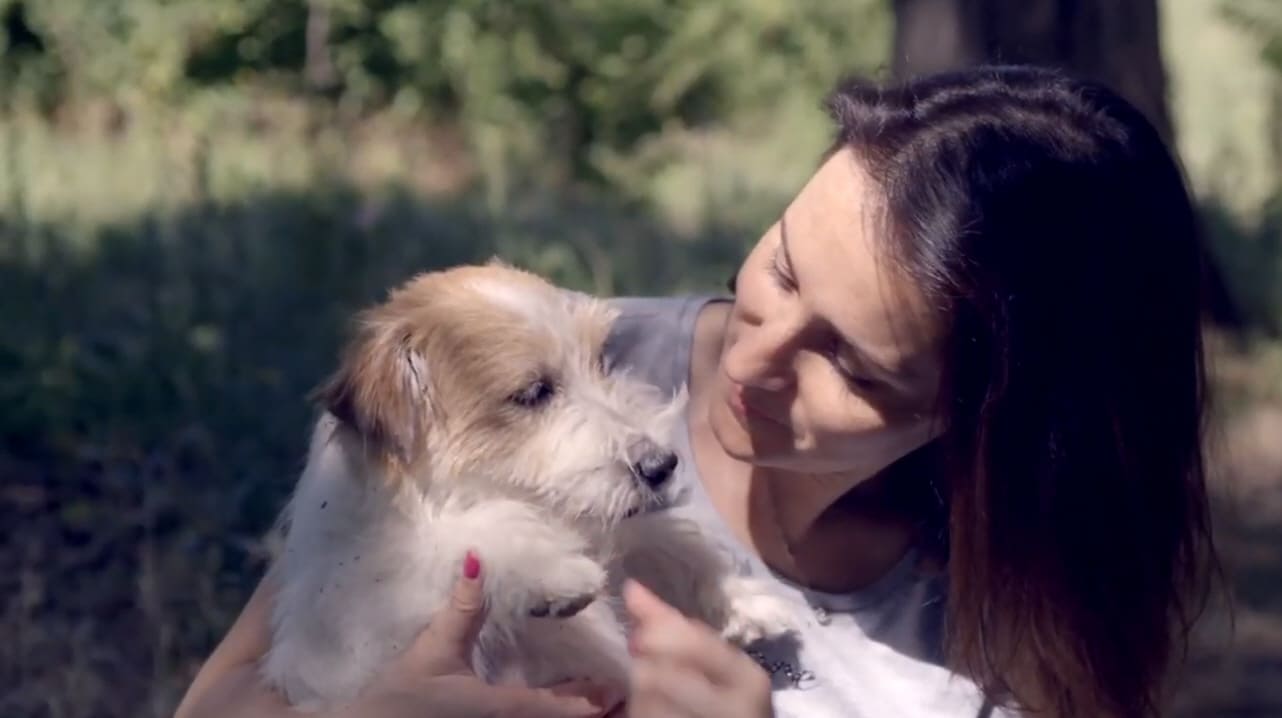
[313,262,682,519]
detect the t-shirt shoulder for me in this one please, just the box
[603,295,714,395]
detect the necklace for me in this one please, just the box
[812,603,832,625]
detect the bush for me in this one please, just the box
[1,0,889,188]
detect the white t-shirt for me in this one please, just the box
[604,296,1017,718]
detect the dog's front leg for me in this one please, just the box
[615,512,799,646]
[439,500,608,620]
[437,500,625,692]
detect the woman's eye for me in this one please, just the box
[769,245,797,291]
[510,378,556,407]
[830,351,880,392]
[844,374,881,392]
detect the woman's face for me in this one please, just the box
[709,148,943,478]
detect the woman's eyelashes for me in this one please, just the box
[768,244,797,292]
[829,348,881,393]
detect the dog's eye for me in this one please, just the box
[510,378,556,408]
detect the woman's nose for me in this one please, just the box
[727,316,801,392]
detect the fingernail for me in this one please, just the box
[463,550,481,580]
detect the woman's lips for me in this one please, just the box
[727,380,786,428]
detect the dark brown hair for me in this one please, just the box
[826,66,1217,717]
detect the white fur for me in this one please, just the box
[261,270,799,711]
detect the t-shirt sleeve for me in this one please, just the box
[603,296,707,395]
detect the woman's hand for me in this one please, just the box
[175,552,617,718]
[621,580,774,718]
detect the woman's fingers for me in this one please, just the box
[544,679,625,714]
[633,624,765,691]
[628,659,724,718]
[502,681,620,718]
[361,675,612,718]
[623,580,756,688]
[622,579,681,622]
[624,579,775,718]
[402,550,487,674]
[383,552,617,718]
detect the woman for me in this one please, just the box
[175,65,1216,718]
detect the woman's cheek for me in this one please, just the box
[802,374,877,433]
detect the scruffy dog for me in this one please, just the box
[261,262,797,711]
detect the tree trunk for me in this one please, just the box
[891,0,979,77]
[892,0,1173,146]
[305,0,336,93]
[892,0,1241,327]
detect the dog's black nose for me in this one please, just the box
[630,442,679,488]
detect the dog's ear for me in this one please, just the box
[311,318,431,467]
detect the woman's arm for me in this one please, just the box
[172,557,617,718]
[174,570,279,718]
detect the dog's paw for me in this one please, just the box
[529,592,595,618]
[528,556,606,619]
[717,578,801,646]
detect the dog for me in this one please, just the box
[261,262,798,710]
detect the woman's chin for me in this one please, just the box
[709,401,793,464]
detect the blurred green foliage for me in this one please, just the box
[1211,0,1282,334]
[0,3,889,716]
[0,0,888,185]
[1223,0,1282,72]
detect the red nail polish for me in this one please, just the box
[463,551,481,579]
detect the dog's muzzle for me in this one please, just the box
[628,439,679,489]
